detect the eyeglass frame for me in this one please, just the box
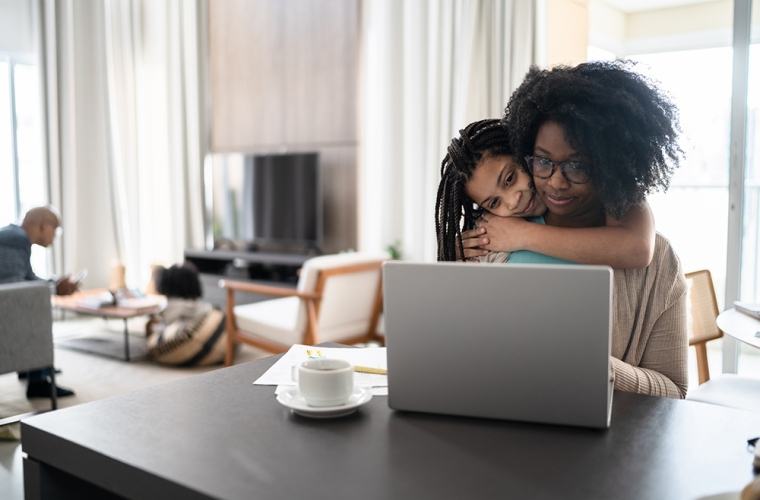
[524,155,592,185]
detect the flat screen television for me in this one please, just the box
[240,152,322,251]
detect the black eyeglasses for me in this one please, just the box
[524,156,591,184]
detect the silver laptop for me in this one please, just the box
[383,261,614,429]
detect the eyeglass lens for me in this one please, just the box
[526,157,589,183]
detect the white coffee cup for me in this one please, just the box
[291,359,354,407]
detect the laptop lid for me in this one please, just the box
[383,261,613,429]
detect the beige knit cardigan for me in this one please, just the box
[481,232,689,399]
[611,233,688,399]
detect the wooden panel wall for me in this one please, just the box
[209,0,359,253]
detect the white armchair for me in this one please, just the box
[220,252,389,364]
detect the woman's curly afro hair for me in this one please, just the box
[504,60,683,219]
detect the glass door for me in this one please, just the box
[744,0,760,303]
[588,0,760,376]
[631,47,733,307]
[0,58,15,226]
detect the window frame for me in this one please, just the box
[724,0,753,372]
[1,50,39,224]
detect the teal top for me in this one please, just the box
[506,216,576,265]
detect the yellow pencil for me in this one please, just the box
[354,365,387,375]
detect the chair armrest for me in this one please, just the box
[218,279,321,300]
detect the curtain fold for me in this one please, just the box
[359,0,535,262]
[42,0,206,289]
[104,0,206,288]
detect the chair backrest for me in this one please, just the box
[0,281,54,375]
[295,252,390,342]
[684,269,723,384]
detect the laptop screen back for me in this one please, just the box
[383,261,613,429]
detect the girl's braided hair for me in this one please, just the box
[435,119,515,261]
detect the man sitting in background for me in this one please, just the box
[0,206,77,398]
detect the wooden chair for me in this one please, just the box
[220,252,389,365]
[685,269,760,412]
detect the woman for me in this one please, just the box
[442,61,688,399]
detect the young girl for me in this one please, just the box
[150,263,212,328]
[146,263,228,366]
[146,263,214,343]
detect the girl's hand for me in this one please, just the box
[478,214,531,252]
[458,227,489,261]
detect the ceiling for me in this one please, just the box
[598,0,719,13]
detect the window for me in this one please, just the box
[0,55,47,275]
[630,48,734,307]
[589,0,760,376]
[14,63,45,216]
[0,59,14,225]
[745,25,760,303]
[626,36,760,306]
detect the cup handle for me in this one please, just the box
[291,364,299,383]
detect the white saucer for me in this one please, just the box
[277,387,372,418]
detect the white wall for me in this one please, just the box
[0,0,35,56]
[545,0,590,66]
[589,0,760,56]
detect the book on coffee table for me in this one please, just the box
[116,297,163,310]
[76,291,115,309]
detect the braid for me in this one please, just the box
[435,119,514,261]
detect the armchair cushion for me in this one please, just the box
[294,252,389,334]
[234,296,302,346]
[687,374,760,413]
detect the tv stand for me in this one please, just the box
[243,242,322,256]
[184,249,312,308]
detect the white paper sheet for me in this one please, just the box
[254,344,388,396]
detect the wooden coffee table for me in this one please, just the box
[52,290,164,361]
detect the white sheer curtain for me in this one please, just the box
[359,0,535,262]
[42,0,206,289]
[103,0,206,288]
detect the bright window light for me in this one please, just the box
[630,47,733,306]
[0,60,14,227]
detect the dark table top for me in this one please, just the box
[22,351,760,500]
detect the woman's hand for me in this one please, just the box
[478,214,531,252]
[458,227,489,261]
